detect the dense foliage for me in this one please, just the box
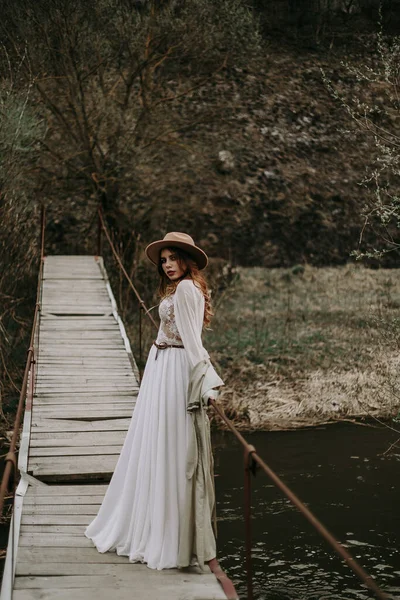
[0,0,399,415]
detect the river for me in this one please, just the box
[213,423,400,600]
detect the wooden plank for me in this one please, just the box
[21,505,100,515]
[37,368,134,372]
[33,400,136,408]
[37,366,134,371]
[29,445,122,457]
[13,574,221,590]
[39,319,117,324]
[28,458,118,477]
[39,343,125,349]
[37,371,136,376]
[33,393,134,400]
[42,275,103,280]
[36,371,135,376]
[16,547,130,564]
[36,377,132,382]
[21,515,96,525]
[34,389,135,394]
[39,323,117,327]
[31,416,132,424]
[39,336,120,341]
[34,384,135,391]
[33,404,134,412]
[33,392,138,398]
[32,408,134,415]
[40,333,122,338]
[35,382,135,386]
[30,432,126,445]
[33,400,135,407]
[33,402,136,409]
[14,563,208,578]
[25,485,107,495]
[43,287,108,292]
[44,279,105,293]
[33,394,137,400]
[18,535,95,547]
[12,587,226,600]
[29,462,117,479]
[13,579,226,600]
[23,496,104,505]
[15,562,143,576]
[37,351,129,357]
[35,377,135,382]
[37,358,134,363]
[41,300,110,305]
[41,301,110,305]
[42,290,108,294]
[20,525,85,535]
[32,411,133,420]
[30,419,130,431]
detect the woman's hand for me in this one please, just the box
[205,387,220,406]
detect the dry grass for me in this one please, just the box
[205,264,400,430]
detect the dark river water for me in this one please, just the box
[213,423,400,600]
[1,423,399,598]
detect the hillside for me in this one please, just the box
[1,0,399,423]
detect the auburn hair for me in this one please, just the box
[157,247,213,328]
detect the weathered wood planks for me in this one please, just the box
[28,255,139,481]
[12,486,227,600]
[1,255,230,600]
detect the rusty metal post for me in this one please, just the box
[244,444,256,600]
[27,349,35,412]
[10,456,16,591]
[139,305,143,382]
[40,205,45,259]
[97,208,102,256]
[0,347,33,516]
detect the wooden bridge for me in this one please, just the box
[1,255,229,600]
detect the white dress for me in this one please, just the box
[84,279,223,570]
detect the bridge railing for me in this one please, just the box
[96,206,390,600]
[0,205,46,592]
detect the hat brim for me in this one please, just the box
[145,240,208,270]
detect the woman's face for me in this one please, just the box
[160,248,187,281]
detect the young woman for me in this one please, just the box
[85,232,224,571]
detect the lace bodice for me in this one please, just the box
[156,294,183,345]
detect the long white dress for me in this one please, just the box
[84,279,223,570]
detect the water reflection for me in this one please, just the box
[213,423,400,600]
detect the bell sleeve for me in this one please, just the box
[174,280,224,400]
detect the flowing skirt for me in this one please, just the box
[84,345,192,570]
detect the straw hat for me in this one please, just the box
[145,232,208,270]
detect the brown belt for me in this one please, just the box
[153,340,184,360]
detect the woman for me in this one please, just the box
[85,232,224,571]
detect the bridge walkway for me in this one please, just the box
[1,255,227,600]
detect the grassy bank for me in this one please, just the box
[205,265,400,430]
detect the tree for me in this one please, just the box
[322,14,400,261]
[1,0,260,246]
[0,50,43,415]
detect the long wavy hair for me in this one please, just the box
[157,246,213,328]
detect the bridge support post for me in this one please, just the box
[97,209,102,256]
[244,444,257,600]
